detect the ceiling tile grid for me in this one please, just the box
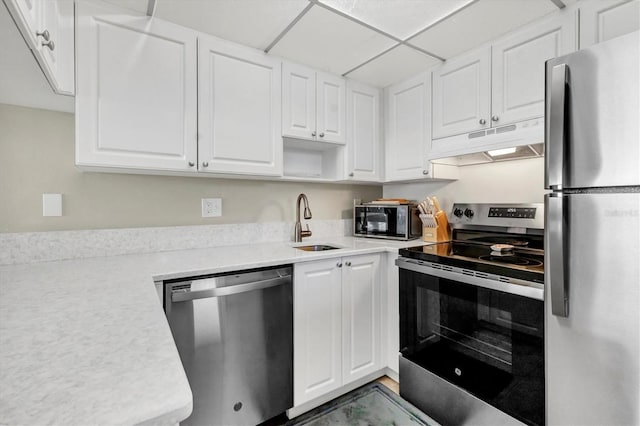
[95,0,568,88]
[269,4,398,75]
[345,44,441,88]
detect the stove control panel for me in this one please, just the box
[449,203,544,230]
[488,207,537,219]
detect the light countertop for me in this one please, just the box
[0,236,427,425]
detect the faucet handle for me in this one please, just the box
[301,224,312,238]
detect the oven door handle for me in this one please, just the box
[395,257,544,301]
[546,193,569,317]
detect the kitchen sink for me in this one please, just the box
[295,244,341,252]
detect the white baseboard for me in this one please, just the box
[384,366,399,382]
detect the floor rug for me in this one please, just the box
[286,383,439,426]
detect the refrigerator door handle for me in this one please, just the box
[546,193,569,317]
[546,63,567,190]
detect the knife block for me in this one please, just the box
[422,212,451,242]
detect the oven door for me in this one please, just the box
[399,264,544,426]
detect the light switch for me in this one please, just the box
[43,193,62,217]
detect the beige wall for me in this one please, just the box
[384,157,546,212]
[0,104,382,233]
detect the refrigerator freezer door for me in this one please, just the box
[545,31,639,190]
[545,192,640,425]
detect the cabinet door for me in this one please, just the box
[316,72,346,144]
[282,62,316,140]
[293,260,342,405]
[579,0,640,48]
[75,1,197,172]
[492,10,577,126]
[342,254,381,384]
[384,72,431,181]
[346,80,381,181]
[432,48,491,139]
[5,0,74,95]
[5,0,39,48]
[39,0,74,95]
[198,36,282,176]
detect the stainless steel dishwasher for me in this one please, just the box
[164,265,293,426]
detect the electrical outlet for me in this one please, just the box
[202,198,222,217]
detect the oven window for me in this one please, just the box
[399,269,544,426]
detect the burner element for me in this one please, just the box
[478,255,543,267]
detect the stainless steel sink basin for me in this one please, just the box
[295,244,340,252]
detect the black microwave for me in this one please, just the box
[354,204,421,240]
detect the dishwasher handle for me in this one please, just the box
[171,275,290,303]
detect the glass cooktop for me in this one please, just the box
[399,240,544,284]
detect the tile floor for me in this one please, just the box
[260,376,400,425]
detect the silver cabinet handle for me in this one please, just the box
[319,132,325,137]
[547,63,567,190]
[348,172,354,177]
[479,118,486,125]
[172,276,290,302]
[422,169,429,175]
[311,131,317,137]
[36,29,50,41]
[202,161,209,167]
[546,193,569,317]
[41,39,55,51]
[188,161,195,167]
[492,115,499,122]
[345,261,351,267]
[337,262,342,268]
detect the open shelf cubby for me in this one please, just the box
[282,137,345,181]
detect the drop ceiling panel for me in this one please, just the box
[154,0,310,50]
[270,5,397,75]
[346,45,441,88]
[408,0,558,59]
[318,0,475,40]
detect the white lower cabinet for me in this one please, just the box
[293,254,382,406]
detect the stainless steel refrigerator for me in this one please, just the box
[544,31,639,425]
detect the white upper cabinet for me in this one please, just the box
[432,48,491,139]
[8,0,39,47]
[282,62,346,144]
[579,0,640,48]
[432,9,577,139]
[491,10,577,126]
[316,72,346,144]
[346,80,381,181]
[385,72,431,181]
[75,1,198,172]
[198,36,282,176]
[282,63,316,141]
[5,0,74,95]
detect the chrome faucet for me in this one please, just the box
[294,193,312,242]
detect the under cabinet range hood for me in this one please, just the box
[428,118,545,166]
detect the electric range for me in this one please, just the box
[397,203,545,426]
